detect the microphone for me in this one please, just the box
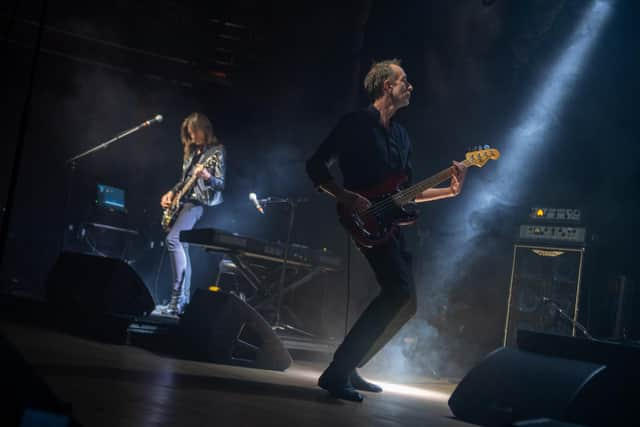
[142,114,163,127]
[249,193,264,214]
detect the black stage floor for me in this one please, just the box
[1,314,474,427]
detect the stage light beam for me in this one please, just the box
[486,0,614,207]
[424,0,614,292]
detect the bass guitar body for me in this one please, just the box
[336,146,501,248]
[337,173,418,248]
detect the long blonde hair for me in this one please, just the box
[180,112,218,161]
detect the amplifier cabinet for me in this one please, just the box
[503,244,585,347]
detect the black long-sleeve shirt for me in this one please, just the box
[306,105,412,192]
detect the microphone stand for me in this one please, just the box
[543,297,593,340]
[263,196,313,337]
[61,118,161,253]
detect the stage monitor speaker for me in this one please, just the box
[45,251,155,316]
[178,289,292,371]
[503,244,585,346]
[449,342,639,426]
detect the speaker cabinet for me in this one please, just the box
[178,289,292,371]
[449,347,604,426]
[449,331,640,426]
[503,244,585,346]
[45,251,155,316]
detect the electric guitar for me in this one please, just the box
[337,146,500,248]
[161,153,219,232]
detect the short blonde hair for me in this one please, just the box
[363,58,402,101]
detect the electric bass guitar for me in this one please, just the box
[337,146,500,248]
[161,153,219,232]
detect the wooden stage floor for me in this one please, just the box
[1,321,476,427]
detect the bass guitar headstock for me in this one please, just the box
[464,145,500,168]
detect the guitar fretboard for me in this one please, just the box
[393,158,473,205]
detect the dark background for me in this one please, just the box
[2,0,638,378]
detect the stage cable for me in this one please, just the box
[152,245,167,305]
[344,231,351,336]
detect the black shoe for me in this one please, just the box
[318,368,364,402]
[350,369,383,393]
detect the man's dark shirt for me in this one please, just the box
[306,105,412,192]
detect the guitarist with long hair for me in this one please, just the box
[157,112,226,316]
[306,59,467,401]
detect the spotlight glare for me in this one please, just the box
[373,381,451,402]
[289,367,452,402]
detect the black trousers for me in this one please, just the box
[331,231,417,375]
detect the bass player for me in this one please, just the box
[306,59,467,401]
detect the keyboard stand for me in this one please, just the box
[212,251,323,337]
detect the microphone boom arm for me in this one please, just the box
[66,115,162,164]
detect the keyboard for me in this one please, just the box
[180,228,342,271]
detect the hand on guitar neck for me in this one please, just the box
[194,164,212,181]
[414,160,467,203]
[450,160,467,196]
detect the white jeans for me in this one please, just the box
[165,202,203,312]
